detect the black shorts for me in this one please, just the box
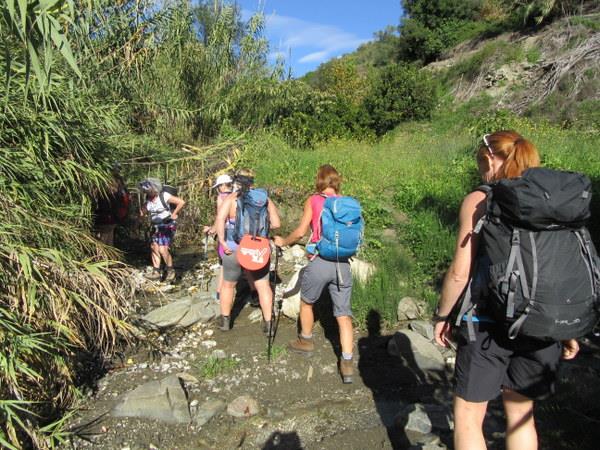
[454,321,562,402]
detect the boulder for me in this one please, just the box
[194,399,226,427]
[112,375,190,424]
[227,395,259,418]
[387,330,446,375]
[397,297,422,321]
[142,296,218,329]
[395,403,453,446]
[350,258,375,284]
[281,267,304,320]
[409,320,435,341]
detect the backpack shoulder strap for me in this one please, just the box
[159,191,169,211]
[473,185,492,234]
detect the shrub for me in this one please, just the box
[363,64,438,136]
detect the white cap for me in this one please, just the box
[212,174,233,188]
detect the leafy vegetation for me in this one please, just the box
[1,0,598,447]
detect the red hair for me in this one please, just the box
[477,130,540,179]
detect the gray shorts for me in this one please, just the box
[222,252,269,283]
[300,256,352,317]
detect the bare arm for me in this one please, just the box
[435,190,486,346]
[167,195,185,220]
[274,197,312,247]
[267,198,281,230]
[205,196,226,235]
[216,194,235,254]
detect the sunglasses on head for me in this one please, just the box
[482,134,494,155]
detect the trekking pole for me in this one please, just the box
[267,242,282,363]
[203,232,209,260]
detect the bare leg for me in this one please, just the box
[336,315,353,355]
[220,280,236,316]
[217,267,224,296]
[503,389,537,450]
[453,396,488,450]
[150,243,161,269]
[253,277,272,321]
[158,245,173,267]
[299,300,314,336]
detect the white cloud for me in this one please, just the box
[264,13,370,65]
[298,51,329,64]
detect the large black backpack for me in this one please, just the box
[457,168,600,341]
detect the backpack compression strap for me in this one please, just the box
[506,230,539,340]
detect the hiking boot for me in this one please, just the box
[339,358,354,384]
[164,267,176,282]
[145,269,162,281]
[218,315,231,332]
[288,336,314,356]
[262,320,275,337]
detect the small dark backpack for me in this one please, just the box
[457,167,600,341]
[159,184,178,214]
[234,188,270,243]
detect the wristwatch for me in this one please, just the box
[432,306,449,323]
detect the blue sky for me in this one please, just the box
[238,1,402,77]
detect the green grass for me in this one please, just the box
[197,356,239,379]
[241,109,600,330]
[265,344,287,360]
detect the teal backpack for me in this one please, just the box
[316,196,364,261]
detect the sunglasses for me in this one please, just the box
[482,134,494,155]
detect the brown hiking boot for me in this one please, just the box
[164,267,176,282]
[288,336,314,356]
[339,358,354,384]
[144,269,162,281]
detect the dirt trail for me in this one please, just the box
[69,246,600,450]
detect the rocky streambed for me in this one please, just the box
[68,246,600,450]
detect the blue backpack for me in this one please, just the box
[316,196,364,261]
[234,188,270,243]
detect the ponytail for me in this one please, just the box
[480,130,540,180]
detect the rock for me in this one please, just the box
[409,320,435,341]
[395,403,453,446]
[408,441,446,450]
[248,308,263,323]
[282,245,306,263]
[201,340,217,349]
[350,258,375,284]
[227,395,259,418]
[387,330,446,376]
[111,375,190,424]
[211,349,227,360]
[176,372,200,385]
[142,297,218,329]
[281,267,305,320]
[397,297,422,321]
[194,399,226,426]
